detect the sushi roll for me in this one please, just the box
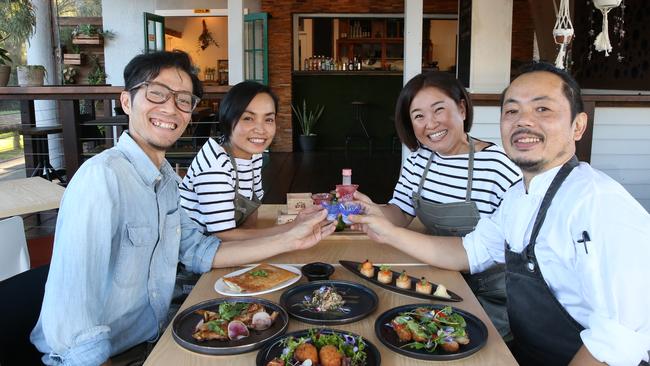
[396,270,411,289]
[433,284,451,299]
[377,265,393,284]
[415,277,432,294]
[359,259,375,278]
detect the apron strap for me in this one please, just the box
[465,135,475,202]
[224,147,242,193]
[524,156,579,258]
[415,135,476,202]
[415,148,436,198]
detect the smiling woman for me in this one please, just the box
[179,81,278,235]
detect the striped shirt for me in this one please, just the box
[179,138,264,233]
[389,143,521,217]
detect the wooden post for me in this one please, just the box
[59,100,82,179]
[20,100,37,176]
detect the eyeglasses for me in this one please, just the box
[129,81,200,113]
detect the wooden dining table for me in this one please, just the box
[0,177,65,219]
[144,205,518,366]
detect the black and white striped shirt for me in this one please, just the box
[179,138,264,233]
[389,143,521,217]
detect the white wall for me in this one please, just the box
[164,17,228,80]
[469,0,512,93]
[429,20,458,72]
[590,107,650,212]
[102,0,260,86]
[471,106,650,213]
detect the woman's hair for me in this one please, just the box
[218,81,279,143]
[394,71,473,151]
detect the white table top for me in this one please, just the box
[0,177,65,218]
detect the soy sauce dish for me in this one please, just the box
[301,262,335,282]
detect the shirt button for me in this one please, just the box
[176,228,181,234]
[527,261,536,272]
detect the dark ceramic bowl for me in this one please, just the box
[301,262,335,282]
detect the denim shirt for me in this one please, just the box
[30,132,220,366]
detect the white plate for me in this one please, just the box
[214,264,302,297]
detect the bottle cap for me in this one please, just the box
[342,169,352,176]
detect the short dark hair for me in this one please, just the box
[218,81,279,143]
[123,50,203,100]
[395,71,473,151]
[500,61,584,121]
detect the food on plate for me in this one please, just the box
[433,284,452,299]
[377,265,393,284]
[396,270,411,289]
[223,263,298,293]
[265,329,369,366]
[389,306,470,354]
[415,277,432,294]
[192,302,278,342]
[295,343,319,363]
[320,344,343,366]
[296,285,349,313]
[359,259,375,278]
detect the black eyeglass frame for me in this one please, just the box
[128,81,201,113]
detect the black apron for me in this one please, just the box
[227,152,261,226]
[506,156,584,366]
[412,136,510,339]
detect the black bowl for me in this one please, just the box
[301,262,335,281]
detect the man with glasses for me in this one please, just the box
[30,51,334,366]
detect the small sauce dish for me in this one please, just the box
[301,262,335,282]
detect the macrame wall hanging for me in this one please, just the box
[553,0,574,69]
[592,0,622,56]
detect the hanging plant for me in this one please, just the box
[198,20,219,51]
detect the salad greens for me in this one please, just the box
[280,329,368,366]
[393,306,469,353]
[218,302,249,321]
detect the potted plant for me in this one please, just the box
[62,65,78,84]
[72,24,114,45]
[0,37,11,86]
[198,20,219,51]
[16,65,46,86]
[60,27,82,65]
[291,99,325,152]
[87,56,106,85]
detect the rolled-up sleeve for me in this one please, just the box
[32,164,119,365]
[178,207,220,273]
[462,208,506,274]
[576,192,650,365]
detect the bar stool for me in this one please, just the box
[345,101,372,155]
[18,125,65,183]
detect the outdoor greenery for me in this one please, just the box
[56,0,101,17]
[62,65,78,84]
[291,99,325,136]
[0,0,37,45]
[0,0,37,66]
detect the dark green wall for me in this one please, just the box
[292,73,403,151]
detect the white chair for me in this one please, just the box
[0,216,30,281]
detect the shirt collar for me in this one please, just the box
[116,131,175,187]
[526,164,563,195]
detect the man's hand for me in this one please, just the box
[348,201,398,243]
[287,207,336,250]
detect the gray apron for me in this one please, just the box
[227,152,261,226]
[412,136,510,339]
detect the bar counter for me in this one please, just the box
[143,204,518,366]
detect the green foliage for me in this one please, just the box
[0,42,10,66]
[72,24,115,40]
[87,55,106,85]
[291,99,325,136]
[198,20,219,51]
[62,65,78,84]
[56,0,102,17]
[0,0,36,45]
